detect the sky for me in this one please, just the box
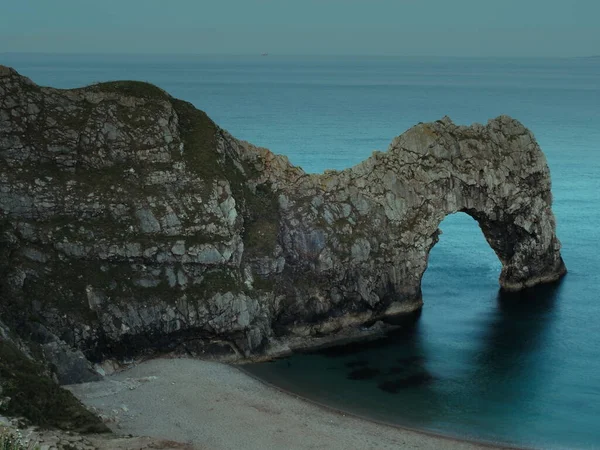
[1,0,599,57]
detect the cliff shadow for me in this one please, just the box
[312,309,423,358]
[466,279,564,407]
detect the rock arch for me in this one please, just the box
[277,116,566,324]
[0,66,566,360]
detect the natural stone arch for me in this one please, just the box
[400,117,565,292]
[276,116,567,323]
[0,66,566,361]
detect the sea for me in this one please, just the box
[2,53,599,449]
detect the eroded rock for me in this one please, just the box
[0,66,565,376]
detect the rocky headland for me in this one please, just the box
[0,64,565,436]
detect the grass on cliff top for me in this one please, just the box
[172,99,281,257]
[0,340,108,434]
[83,80,171,101]
[171,98,221,178]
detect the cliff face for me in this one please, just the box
[0,65,566,373]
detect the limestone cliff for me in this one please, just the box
[0,65,566,374]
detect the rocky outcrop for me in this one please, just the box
[0,65,566,372]
[1,417,192,450]
[0,334,108,432]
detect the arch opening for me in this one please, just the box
[421,212,502,300]
[417,201,567,298]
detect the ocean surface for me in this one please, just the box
[2,53,599,449]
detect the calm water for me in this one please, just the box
[2,53,599,449]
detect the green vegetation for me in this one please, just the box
[172,97,281,258]
[171,99,220,180]
[251,274,276,292]
[83,80,171,101]
[19,257,108,322]
[199,269,242,296]
[0,429,39,450]
[0,341,108,433]
[242,184,280,258]
[244,219,279,257]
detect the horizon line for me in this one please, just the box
[1,51,597,60]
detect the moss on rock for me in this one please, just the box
[242,184,281,258]
[0,340,108,433]
[171,99,221,180]
[83,80,171,101]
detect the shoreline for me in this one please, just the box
[236,364,527,450]
[67,357,529,450]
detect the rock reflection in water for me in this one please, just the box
[347,367,381,380]
[377,372,435,393]
[396,356,424,365]
[345,360,369,368]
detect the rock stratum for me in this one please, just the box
[0,65,566,388]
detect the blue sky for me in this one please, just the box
[1,0,598,56]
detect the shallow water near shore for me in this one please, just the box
[3,53,599,449]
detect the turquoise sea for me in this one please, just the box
[2,53,599,449]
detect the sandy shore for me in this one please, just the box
[67,358,510,450]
